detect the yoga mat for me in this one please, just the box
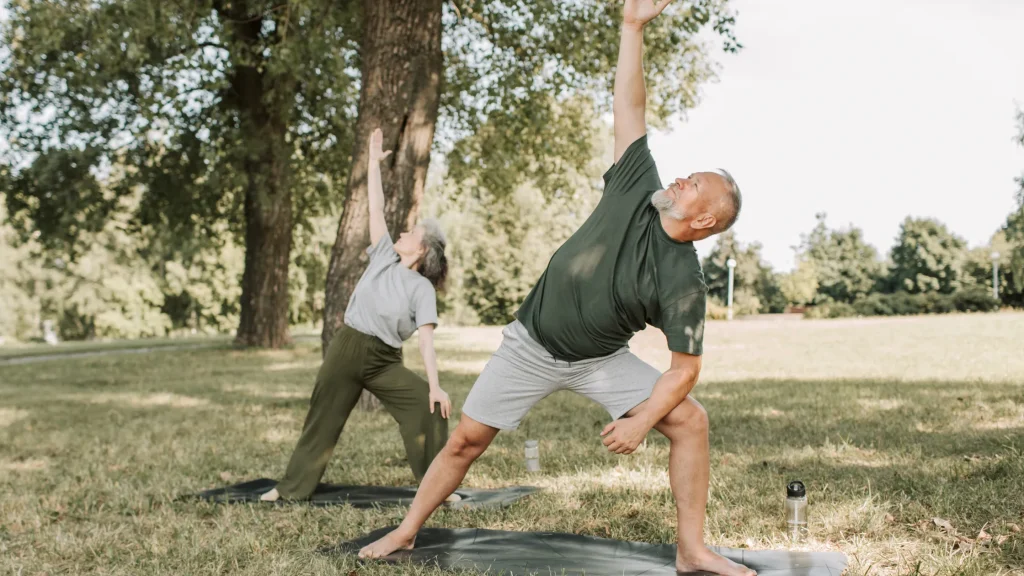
[183,478,539,510]
[330,526,848,576]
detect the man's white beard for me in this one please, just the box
[650,189,684,220]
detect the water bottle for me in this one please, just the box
[785,480,808,541]
[524,440,540,472]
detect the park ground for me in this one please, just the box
[1,312,1023,575]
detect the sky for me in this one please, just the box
[646,0,1024,271]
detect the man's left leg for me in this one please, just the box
[580,352,754,576]
[624,397,754,576]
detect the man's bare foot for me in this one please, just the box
[677,547,756,576]
[260,488,280,502]
[358,528,416,559]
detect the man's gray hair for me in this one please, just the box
[712,168,742,233]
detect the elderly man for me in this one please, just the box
[360,1,750,574]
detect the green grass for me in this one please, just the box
[0,329,323,360]
[1,313,1023,575]
[0,334,231,360]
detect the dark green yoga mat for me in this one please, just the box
[184,478,539,510]
[330,526,848,575]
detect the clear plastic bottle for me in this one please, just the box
[785,480,808,542]
[524,440,540,472]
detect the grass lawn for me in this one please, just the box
[1,312,1022,575]
[0,329,323,361]
[0,334,233,360]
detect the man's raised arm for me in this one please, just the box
[614,0,673,163]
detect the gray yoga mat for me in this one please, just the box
[184,478,539,510]
[331,526,848,576]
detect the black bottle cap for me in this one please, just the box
[787,480,806,498]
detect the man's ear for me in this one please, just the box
[690,212,717,231]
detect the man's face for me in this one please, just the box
[651,172,728,226]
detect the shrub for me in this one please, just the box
[853,294,893,316]
[803,302,857,319]
[952,286,1000,312]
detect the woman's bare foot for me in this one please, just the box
[259,488,280,502]
[358,528,416,559]
[677,547,756,576]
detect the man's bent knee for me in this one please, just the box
[658,397,708,437]
[445,416,498,460]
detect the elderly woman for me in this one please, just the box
[262,128,452,501]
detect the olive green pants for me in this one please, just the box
[275,325,447,499]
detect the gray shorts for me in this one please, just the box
[461,320,661,430]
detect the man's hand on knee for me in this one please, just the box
[600,416,651,455]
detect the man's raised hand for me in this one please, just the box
[623,0,674,30]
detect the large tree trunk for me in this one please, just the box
[234,137,293,348]
[322,0,443,409]
[225,4,295,349]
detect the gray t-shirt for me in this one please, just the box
[343,234,438,348]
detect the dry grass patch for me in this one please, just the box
[86,392,210,408]
[0,407,29,427]
[0,458,49,472]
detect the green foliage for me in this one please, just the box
[961,232,1022,309]
[808,289,999,319]
[426,122,607,325]
[159,227,245,334]
[1002,108,1024,302]
[887,217,968,294]
[779,257,819,307]
[288,215,335,327]
[798,213,883,304]
[951,286,1001,313]
[803,301,856,319]
[1,0,360,256]
[701,230,782,314]
[0,191,329,342]
[0,196,48,341]
[469,187,587,325]
[705,290,762,320]
[0,0,740,246]
[432,181,601,326]
[755,269,787,314]
[441,0,740,198]
[1,0,740,342]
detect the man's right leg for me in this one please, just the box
[360,320,559,558]
[358,415,498,558]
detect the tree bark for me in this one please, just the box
[322,0,443,409]
[225,4,295,349]
[234,128,293,348]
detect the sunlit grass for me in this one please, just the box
[1,312,1022,575]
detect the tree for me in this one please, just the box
[701,230,782,314]
[962,232,1021,308]
[1,0,360,348]
[779,257,819,308]
[427,123,607,326]
[887,217,968,294]
[0,193,47,341]
[798,213,883,303]
[321,0,743,350]
[322,0,445,354]
[1003,108,1024,304]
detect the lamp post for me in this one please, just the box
[991,251,1000,300]
[727,258,736,321]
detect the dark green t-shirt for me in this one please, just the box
[516,135,707,362]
